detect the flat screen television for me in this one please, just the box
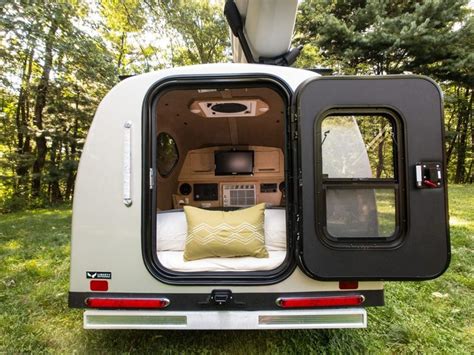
[215,150,254,175]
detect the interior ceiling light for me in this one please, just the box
[189,98,269,118]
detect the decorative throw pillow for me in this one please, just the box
[183,203,269,261]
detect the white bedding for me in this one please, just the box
[156,208,287,272]
[158,250,287,272]
[156,208,287,251]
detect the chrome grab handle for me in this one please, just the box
[123,121,132,207]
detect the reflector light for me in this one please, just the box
[276,295,365,308]
[90,280,108,291]
[85,298,170,309]
[339,281,359,290]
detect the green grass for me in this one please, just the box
[375,189,396,236]
[1,186,473,353]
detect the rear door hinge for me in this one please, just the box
[295,231,303,254]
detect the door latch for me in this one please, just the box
[198,289,245,307]
[415,162,442,188]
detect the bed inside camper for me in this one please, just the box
[153,84,290,273]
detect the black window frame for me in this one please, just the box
[141,74,297,285]
[314,108,407,249]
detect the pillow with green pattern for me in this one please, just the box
[183,203,269,261]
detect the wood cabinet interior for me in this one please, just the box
[173,145,284,209]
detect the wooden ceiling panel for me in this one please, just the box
[155,86,285,151]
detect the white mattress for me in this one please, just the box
[156,208,287,272]
[158,250,287,272]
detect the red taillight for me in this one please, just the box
[85,298,170,309]
[276,295,365,308]
[90,280,108,291]
[339,281,359,290]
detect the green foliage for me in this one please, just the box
[99,0,164,74]
[1,0,117,208]
[1,0,472,213]
[157,0,230,65]
[101,0,146,32]
[296,0,473,183]
[443,84,473,183]
[297,0,473,78]
[1,186,473,352]
[0,0,230,211]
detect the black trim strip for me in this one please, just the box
[69,290,384,310]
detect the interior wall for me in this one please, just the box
[155,86,286,210]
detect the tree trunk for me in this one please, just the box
[454,88,471,183]
[14,46,34,193]
[117,32,126,72]
[65,90,80,200]
[376,124,385,178]
[31,20,58,197]
[469,90,473,183]
[446,87,461,166]
[49,140,63,203]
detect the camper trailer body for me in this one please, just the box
[69,63,449,329]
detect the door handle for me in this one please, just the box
[123,121,132,206]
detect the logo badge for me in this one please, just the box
[86,271,112,279]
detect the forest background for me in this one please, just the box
[0,0,472,212]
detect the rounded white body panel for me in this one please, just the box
[70,63,383,295]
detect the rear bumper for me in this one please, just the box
[84,308,367,330]
[70,290,384,310]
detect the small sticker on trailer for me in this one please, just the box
[86,271,112,279]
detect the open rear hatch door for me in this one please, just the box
[294,76,450,280]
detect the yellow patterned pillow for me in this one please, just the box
[183,204,269,261]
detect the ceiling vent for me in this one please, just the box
[189,99,269,118]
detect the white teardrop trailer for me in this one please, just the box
[69,0,450,329]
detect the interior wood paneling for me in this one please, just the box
[175,146,284,209]
[155,86,286,210]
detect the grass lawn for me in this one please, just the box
[1,185,473,353]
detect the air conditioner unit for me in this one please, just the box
[222,184,256,207]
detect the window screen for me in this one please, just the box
[157,132,179,177]
[318,112,401,242]
[321,115,394,179]
[325,188,396,238]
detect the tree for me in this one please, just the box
[150,0,230,65]
[296,0,473,182]
[0,0,116,208]
[297,0,472,75]
[0,0,231,211]
[99,0,161,74]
